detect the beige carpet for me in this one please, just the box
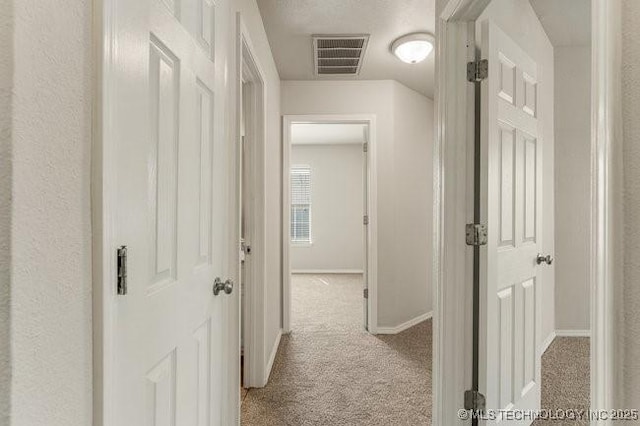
[241,274,589,425]
[242,274,431,425]
[534,337,590,425]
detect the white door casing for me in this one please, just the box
[480,20,542,424]
[281,114,378,334]
[109,0,231,424]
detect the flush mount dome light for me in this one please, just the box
[391,33,434,64]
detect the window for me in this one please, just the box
[290,166,312,243]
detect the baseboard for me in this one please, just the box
[540,329,590,356]
[264,329,282,384]
[540,331,556,355]
[291,269,364,274]
[376,311,433,335]
[556,329,591,337]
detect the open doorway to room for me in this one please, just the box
[237,23,268,399]
[434,0,595,423]
[284,119,373,334]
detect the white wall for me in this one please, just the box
[477,0,556,350]
[0,0,12,423]
[8,0,93,424]
[282,80,434,329]
[291,143,364,272]
[233,0,283,388]
[621,0,640,409]
[554,45,591,332]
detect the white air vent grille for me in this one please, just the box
[313,34,369,76]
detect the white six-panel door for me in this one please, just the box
[111,0,230,424]
[480,20,543,425]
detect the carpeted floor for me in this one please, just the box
[534,337,590,425]
[241,274,589,425]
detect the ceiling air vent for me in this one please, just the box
[313,34,370,76]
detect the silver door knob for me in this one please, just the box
[213,278,234,296]
[536,254,554,265]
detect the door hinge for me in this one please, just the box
[466,223,488,246]
[117,245,128,295]
[467,59,488,82]
[363,215,369,225]
[363,142,368,153]
[363,288,369,299]
[464,390,486,411]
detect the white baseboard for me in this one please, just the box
[291,269,364,274]
[540,329,590,356]
[556,329,591,337]
[540,331,556,355]
[264,329,282,384]
[376,311,433,335]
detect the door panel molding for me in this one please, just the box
[93,0,234,424]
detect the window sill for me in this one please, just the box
[291,241,313,248]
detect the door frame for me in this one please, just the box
[433,0,619,424]
[282,114,378,334]
[235,14,268,389]
[92,2,117,424]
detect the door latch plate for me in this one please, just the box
[117,245,128,295]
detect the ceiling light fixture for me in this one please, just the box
[391,33,434,64]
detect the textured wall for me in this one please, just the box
[291,144,365,272]
[621,0,640,409]
[390,82,434,325]
[554,46,591,332]
[0,0,13,424]
[10,0,93,424]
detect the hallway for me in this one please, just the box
[241,274,432,425]
[241,274,590,425]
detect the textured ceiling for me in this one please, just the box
[530,0,591,46]
[256,0,436,98]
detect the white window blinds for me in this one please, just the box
[291,166,311,243]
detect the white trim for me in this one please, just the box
[93,0,118,424]
[540,331,556,356]
[282,114,378,334]
[236,14,269,390]
[376,312,433,335]
[556,329,591,338]
[590,0,621,418]
[435,0,616,424]
[264,329,282,384]
[433,6,478,425]
[291,269,364,274]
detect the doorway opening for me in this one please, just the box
[434,0,610,424]
[237,20,267,394]
[282,116,377,334]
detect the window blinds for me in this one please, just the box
[291,166,311,242]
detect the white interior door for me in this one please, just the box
[480,20,543,424]
[111,0,232,424]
